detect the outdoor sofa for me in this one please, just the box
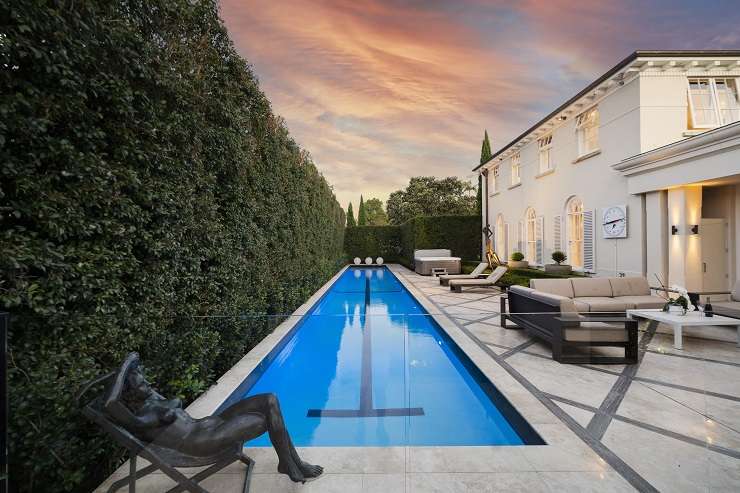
[705,280,740,319]
[528,277,665,312]
[507,284,638,364]
[413,249,461,275]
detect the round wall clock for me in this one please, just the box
[602,205,627,238]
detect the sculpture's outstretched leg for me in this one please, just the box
[219,393,323,482]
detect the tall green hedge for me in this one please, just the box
[1,1,344,491]
[344,226,401,261]
[345,215,481,267]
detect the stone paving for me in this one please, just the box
[96,265,740,492]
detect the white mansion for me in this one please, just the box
[476,50,740,296]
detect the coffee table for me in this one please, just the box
[626,309,740,350]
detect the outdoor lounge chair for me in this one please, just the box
[77,372,254,493]
[449,266,508,293]
[439,262,489,286]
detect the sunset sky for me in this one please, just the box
[220,0,740,209]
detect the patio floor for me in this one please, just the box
[96,265,740,492]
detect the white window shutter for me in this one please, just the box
[504,223,510,261]
[553,215,561,252]
[517,220,524,253]
[536,216,544,265]
[583,210,595,272]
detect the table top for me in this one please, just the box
[627,309,739,326]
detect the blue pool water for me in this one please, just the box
[222,266,543,446]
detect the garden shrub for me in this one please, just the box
[344,226,401,262]
[1,1,344,491]
[345,215,481,268]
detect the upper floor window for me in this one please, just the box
[575,107,599,156]
[688,77,740,129]
[490,165,500,193]
[511,153,521,185]
[538,135,553,173]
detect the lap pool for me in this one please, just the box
[219,266,544,446]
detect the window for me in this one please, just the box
[538,135,552,173]
[688,77,740,129]
[526,208,537,263]
[575,107,599,156]
[496,214,505,258]
[511,153,521,185]
[491,165,500,193]
[566,197,584,268]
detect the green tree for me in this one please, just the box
[357,195,367,226]
[477,130,492,216]
[363,198,388,225]
[346,202,356,227]
[480,130,492,164]
[386,177,477,225]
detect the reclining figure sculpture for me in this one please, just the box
[104,352,323,483]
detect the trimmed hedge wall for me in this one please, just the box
[1,1,344,491]
[345,215,481,267]
[344,226,401,262]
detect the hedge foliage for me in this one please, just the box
[344,226,401,262]
[345,215,481,267]
[1,1,344,491]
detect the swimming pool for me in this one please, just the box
[220,266,544,446]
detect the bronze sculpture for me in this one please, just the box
[103,352,323,483]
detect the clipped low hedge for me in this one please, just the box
[344,226,401,262]
[2,1,344,491]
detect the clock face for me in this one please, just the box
[602,206,627,238]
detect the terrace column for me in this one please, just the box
[645,190,668,285]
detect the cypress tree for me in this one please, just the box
[346,203,356,227]
[357,195,367,226]
[480,130,492,164]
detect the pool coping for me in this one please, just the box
[96,264,615,491]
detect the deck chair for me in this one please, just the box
[438,262,489,286]
[77,373,254,493]
[449,266,508,293]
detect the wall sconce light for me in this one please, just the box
[690,225,699,235]
[671,225,679,235]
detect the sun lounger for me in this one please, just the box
[439,262,488,286]
[449,266,507,293]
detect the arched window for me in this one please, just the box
[567,197,584,268]
[526,208,537,263]
[496,214,505,258]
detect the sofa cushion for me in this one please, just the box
[510,285,579,315]
[732,280,740,302]
[573,297,630,312]
[615,295,665,310]
[609,277,651,297]
[564,322,628,342]
[530,279,575,298]
[571,278,613,298]
[573,300,591,312]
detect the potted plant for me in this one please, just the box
[509,251,529,269]
[545,251,572,274]
[659,285,695,316]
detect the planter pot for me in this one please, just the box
[509,260,529,269]
[544,264,572,275]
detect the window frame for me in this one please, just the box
[537,135,553,174]
[511,153,521,185]
[566,197,584,269]
[687,77,740,129]
[575,106,599,157]
[525,208,537,264]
